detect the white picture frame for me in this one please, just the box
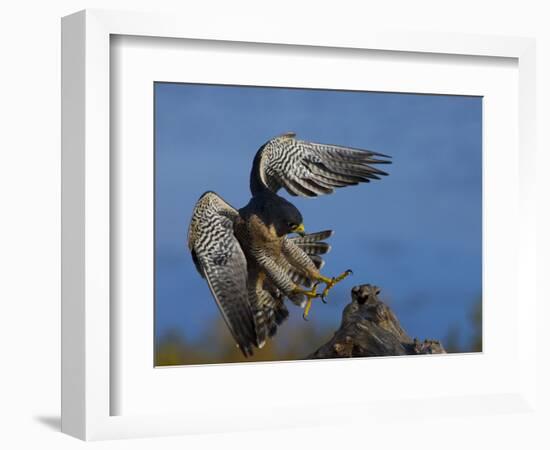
[61,9,537,441]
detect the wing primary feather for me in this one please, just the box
[286,177,319,197]
[249,133,391,197]
[288,230,334,243]
[310,161,371,184]
[294,242,331,255]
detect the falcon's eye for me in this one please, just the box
[288,222,305,236]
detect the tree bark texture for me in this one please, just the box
[308,284,446,359]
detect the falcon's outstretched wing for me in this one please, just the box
[187,191,256,356]
[250,132,391,197]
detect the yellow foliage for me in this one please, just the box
[155,316,333,366]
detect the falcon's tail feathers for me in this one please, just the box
[249,283,289,348]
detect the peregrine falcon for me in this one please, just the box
[187,132,391,356]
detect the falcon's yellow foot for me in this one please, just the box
[318,269,353,301]
[292,283,320,321]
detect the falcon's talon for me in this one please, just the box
[334,269,353,282]
[317,269,354,299]
[292,282,320,299]
[298,283,322,321]
[302,297,314,321]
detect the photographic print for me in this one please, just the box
[154,83,482,366]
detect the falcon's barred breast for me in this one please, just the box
[188,132,391,356]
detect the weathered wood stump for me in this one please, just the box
[308,284,445,359]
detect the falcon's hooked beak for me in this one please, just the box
[291,223,306,237]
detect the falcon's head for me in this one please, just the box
[264,196,305,237]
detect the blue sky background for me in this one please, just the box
[155,82,482,353]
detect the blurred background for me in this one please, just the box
[154,83,482,366]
